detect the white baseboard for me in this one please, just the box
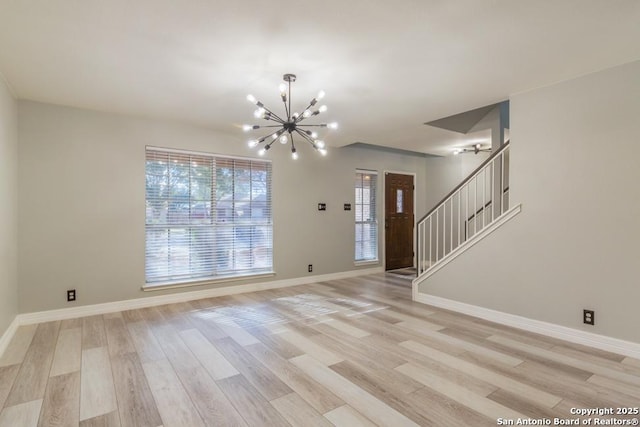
[16,267,384,326]
[414,293,640,359]
[0,317,19,359]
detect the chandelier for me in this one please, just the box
[243,73,337,159]
[453,143,491,155]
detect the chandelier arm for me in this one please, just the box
[258,128,285,143]
[260,106,287,123]
[296,124,328,128]
[294,99,319,123]
[294,129,318,148]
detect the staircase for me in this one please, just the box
[413,142,521,294]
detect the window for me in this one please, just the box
[145,147,272,285]
[355,170,378,262]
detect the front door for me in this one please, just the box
[385,173,414,270]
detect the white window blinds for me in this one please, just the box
[145,148,273,284]
[355,170,378,262]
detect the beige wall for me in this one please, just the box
[17,101,428,313]
[0,76,18,335]
[420,60,640,343]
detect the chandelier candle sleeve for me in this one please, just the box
[243,73,338,159]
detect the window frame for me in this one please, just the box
[144,146,274,288]
[354,169,379,264]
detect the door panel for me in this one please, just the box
[385,173,414,270]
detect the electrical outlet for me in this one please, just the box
[583,309,594,325]
[308,264,313,273]
[67,289,76,302]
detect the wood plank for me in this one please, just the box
[213,337,292,401]
[103,314,135,358]
[5,322,60,406]
[50,327,82,377]
[185,310,229,341]
[153,324,246,426]
[623,357,640,368]
[79,347,117,421]
[244,342,344,414]
[0,399,43,427]
[361,333,498,397]
[400,340,562,408]
[488,335,640,386]
[171,364,247,427]
[60,318,83,330]
[276,328,343,366]
[142,358,204,427]
[408,386,495,427]
[309,325,407,370]
[291,354,419,427]
[317,317,370,339]
[38,371,80,427]
[245,326,305,359]
[329,361,432,425]
[82,316,107,350]
[216,375,290,427]
[486,388,563,421]
[178,329,238,380]
[111,352,162,427]
[588,374,640,400]
[270,392,332,427]
[0,324,37,367]
[78,411,121,427]
[125,321,165,363]
[0,365,20,409]
[323,405,376,427]
[408,327,524,367]
[395,362,524,421]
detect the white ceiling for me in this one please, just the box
[1,0,639,155]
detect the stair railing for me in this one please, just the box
[416,142,510,276]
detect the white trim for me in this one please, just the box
[143,272,276,291]
[16,267,384,326]
[0,317,20,359]
[413,204,521,286]
[414,293,640,359]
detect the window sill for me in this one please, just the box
[142,271,276,292]
[354,260,379,267]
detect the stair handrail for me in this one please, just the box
[417,141,510,225]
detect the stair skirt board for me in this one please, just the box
[414,293,640,360]
[415,204,522,282]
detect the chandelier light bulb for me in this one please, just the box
[327,122,338,130]
[279,134,288,144]
[319,148,327,156]
[316,140,325,149]
[475,143,481,149]
[248,140,258,148]
[279,83,287,94]
[258,148,266,156]
[292,112,299,119]
[317,90,325,100]
[242,124,252,132]
[302,109,311,118]
[254,108,265,118]
[247,94,257,104]
[318,105,328,113]
[311,132,318,138]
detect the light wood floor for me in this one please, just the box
[1,273,639,427]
